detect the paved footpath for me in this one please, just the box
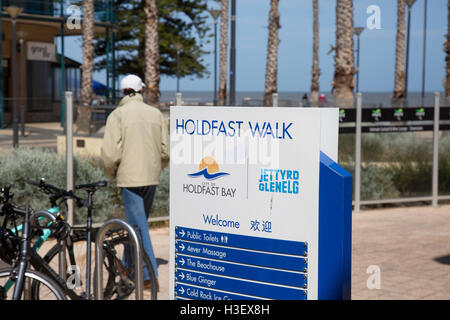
[152,204,450,300]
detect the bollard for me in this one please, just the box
[432,92,440,207]
[272,93,278,107]
[176,92,182,106]
[95,219,143,300]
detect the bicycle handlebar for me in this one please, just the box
[26,179,88,208]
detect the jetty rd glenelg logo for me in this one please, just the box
[187,156,230,181]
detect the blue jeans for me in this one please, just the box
[121,186,159,280]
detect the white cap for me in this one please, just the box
[120,74,145,92]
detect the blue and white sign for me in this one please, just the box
[169,107,352,300]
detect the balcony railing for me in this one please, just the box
[1,0,116,23]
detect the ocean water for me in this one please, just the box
[160,91,444,108]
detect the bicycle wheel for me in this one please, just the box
[43,229,157,300]
[0,268,66,300]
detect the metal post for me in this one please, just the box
[432,92,440,207]
[12,18,19,148]
[213,20,218,106]
[356,35,361,93]
[65,92,74,226]
[229,0,236,105]
[60,1,66,128]
[19,37,25,137]
[106,27,110,104]
[354,93,362,213]
[421,0,428,106]
[176,92,182,106]
[405,4,413,104]
[272,93,278,107]
[176,49,180,93]
[95,219,143,300]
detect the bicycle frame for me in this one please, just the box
[2,208,58,294]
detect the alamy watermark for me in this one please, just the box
[366,265,381,290]
[366,5,382,30]
[66,5,81,30]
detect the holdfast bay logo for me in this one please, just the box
[187,156,230,181]
[183,157,236,198]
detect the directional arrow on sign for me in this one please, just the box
[179,243,185,251]
[179,272,185,280]
[178,229,185,238]
[178,257,185,266]
[178,286,185,295]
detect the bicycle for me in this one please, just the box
[27,178,158,300]
[0,183,67,300]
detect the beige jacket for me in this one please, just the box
[101,93,169,187]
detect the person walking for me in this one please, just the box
[101,74,169,292]
[301,93,309,107]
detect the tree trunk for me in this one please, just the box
[393,0,406,106]
[218,0,229,105]
[144,0,160,106]
[77,0,94,135]
[332,0,355,109]
[311,0,320,106]
[445,0,450,104]
[263,0,280,107]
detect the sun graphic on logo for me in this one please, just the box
[198,156,220,174]
[187,156,230,180]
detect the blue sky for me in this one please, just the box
[58,0,447,93]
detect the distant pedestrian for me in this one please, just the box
[318,93,327,107]
[302,93,309,107]
[101,74,170,292]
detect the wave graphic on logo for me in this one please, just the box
[187,168,230,181]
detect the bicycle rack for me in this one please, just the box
[94,218,143,300]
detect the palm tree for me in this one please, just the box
[77,0,94,135]
[144,0,160,106]
[332,0,355,109]
[218,0,229,105]
[311,0,320,105]
[393,0,406,106]
[263,0,281,106]
[445,0,450,104]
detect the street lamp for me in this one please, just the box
[209,9,221,106]
[18,30,27,137]
[405,0,416,104]
[174,43,182,93]
[354,27,364,93]
[5,6,24,148]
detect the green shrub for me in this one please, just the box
[152,168,169,217]
[339,132,450,199]
[439,134,450,194]
[0,147,170,223]
[341,162,399,201]
[0,147,119,224]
